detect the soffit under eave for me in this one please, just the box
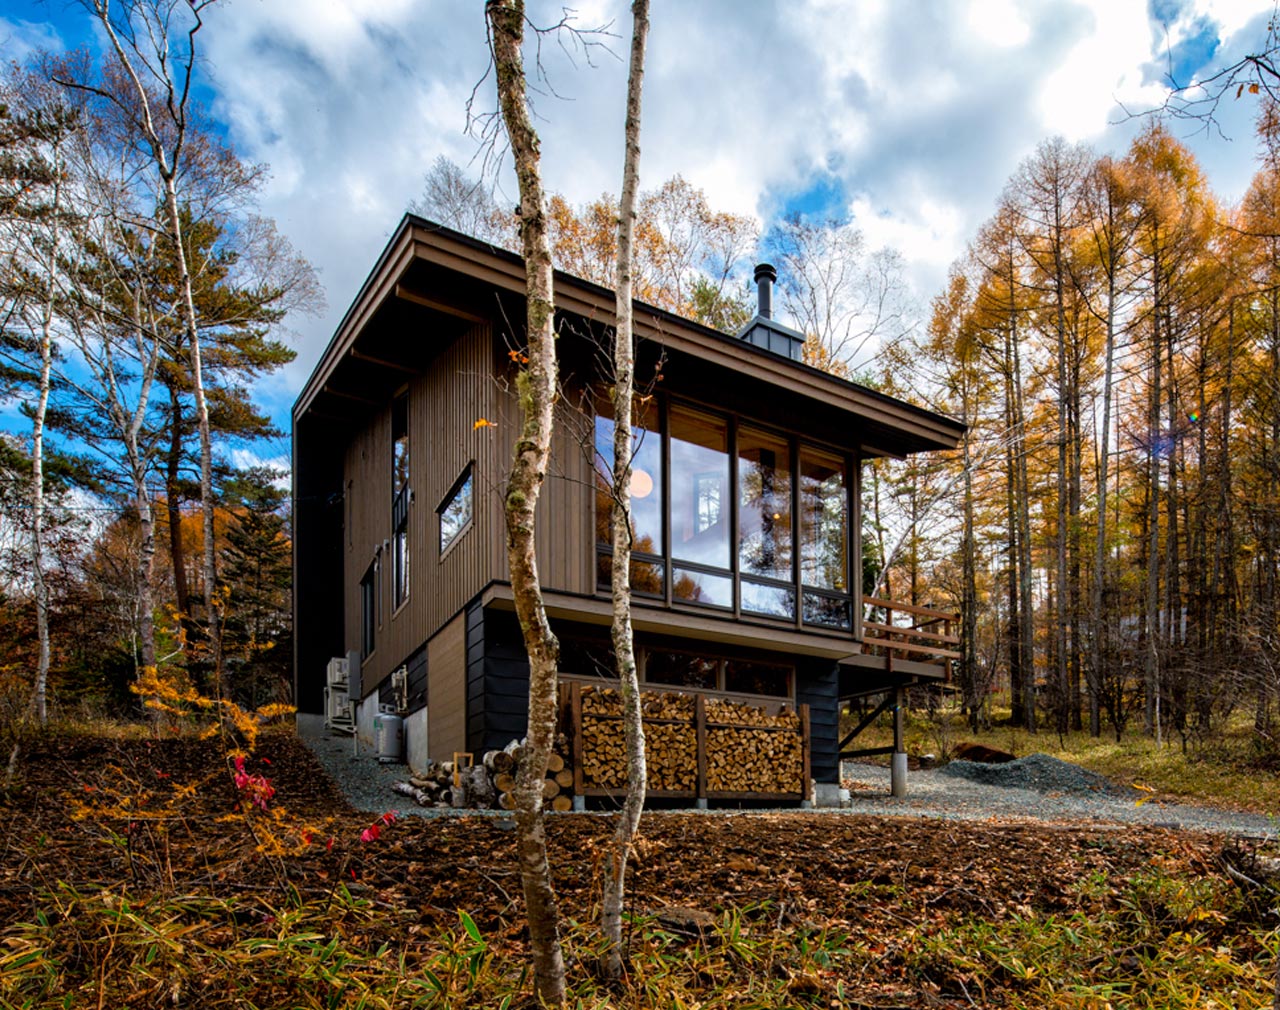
[398,224,967,450]
[294,234,420,422]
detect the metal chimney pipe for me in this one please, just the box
[754,262,777,320]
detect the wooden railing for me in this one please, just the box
[862,596,961,677]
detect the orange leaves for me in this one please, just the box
[473,418,495,430]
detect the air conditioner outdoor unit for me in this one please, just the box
[326,656,349,689]
[324,686,354,732]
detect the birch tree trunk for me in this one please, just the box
[486,0,566,1001]
[87,0,222,692]
[28,134,65,728]
[600,0,649,980]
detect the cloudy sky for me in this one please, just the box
[1,0,1275,458]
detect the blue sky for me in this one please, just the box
[1,0,1274,470]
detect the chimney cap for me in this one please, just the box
[754,262,777,284]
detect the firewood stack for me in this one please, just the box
[705,698,800,728]
[576,685,804,796]
[392,737,574,812]
[704,726,803,792]
[704,698,803,793]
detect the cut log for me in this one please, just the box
[551,794,573,812]
[554,768,574,789]
[462,764,496,809]
[498,790,516,810]
[546,751,565,774]
[493,771,515,794]
[484,749,516,775]
[392,781,432,806]
[542,776,561,800]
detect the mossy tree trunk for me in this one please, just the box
[486,0,566,1002]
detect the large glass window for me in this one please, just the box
[595,396,664,594]
[644,649,793,698]
[800,448,851,629]
[592,394,855,632]
[738,425,793,582]
[800,449,848,592]
[669,406,730,570]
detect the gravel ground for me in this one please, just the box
[299,720,1277,838]
[843,757,1278,837]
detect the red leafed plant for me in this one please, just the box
[231,754,276,811]
[360,811,396,843]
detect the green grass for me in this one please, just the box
[2,873,1274,1008]
[845,700,1280,815]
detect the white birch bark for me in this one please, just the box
[600,0,649,980]
[87,0,222,690]
[486,0,566,1001]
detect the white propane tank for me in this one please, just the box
[374,706,404,764]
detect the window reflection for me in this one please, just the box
[595,397,663,561]
[597,553,665,596]
[741,578,796,619]
[669,406,729,569]
[724,659,792,697]
[800,450,848,593]
[738,426,792,581]
[645,650,718,690]
[672,567,733,607]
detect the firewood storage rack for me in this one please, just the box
[559,681,811,805]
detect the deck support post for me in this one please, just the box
[890,687,907,798]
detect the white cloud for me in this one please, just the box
[966,0,1032,47]
[0,17,62,62]
[2,0,1274,426]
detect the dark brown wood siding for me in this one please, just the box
[484,357,595,597]
[342,322,501,695]
[427,610,467,759]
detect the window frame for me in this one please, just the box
[593,391,857,634]
[438,463,475,560]
[391,392,411,612]
[359,561,377,661]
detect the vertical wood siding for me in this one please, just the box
[485,363,595,597]
[427,610,467,759]
[342,322,501,696]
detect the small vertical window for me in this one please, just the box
[360,563,376,660]
[439,465,474,556]
[391,394,410,608]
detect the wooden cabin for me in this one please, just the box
[292,217,964,804]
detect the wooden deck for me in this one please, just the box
[839,596,961,698]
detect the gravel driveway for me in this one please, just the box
[842,758,1278,838]
[300,720,1277,838]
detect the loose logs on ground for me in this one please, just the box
[392,736,574,811]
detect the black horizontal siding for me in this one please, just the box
[465,598,487,753]
[405,646,428,714]
[481,609,530,751]
[797,659,839,783]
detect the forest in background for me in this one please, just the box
[879,109,1280,759]
[3,2,1280,773]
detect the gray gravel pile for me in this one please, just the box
[939,753,1138,798]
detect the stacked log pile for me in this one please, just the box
[577,685,805,796]
[580,686,696,791]
[704,698,803,793]
[704,726,803,793]
[392,738,574,812]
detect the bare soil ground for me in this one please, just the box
[0,730,1273,1008]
